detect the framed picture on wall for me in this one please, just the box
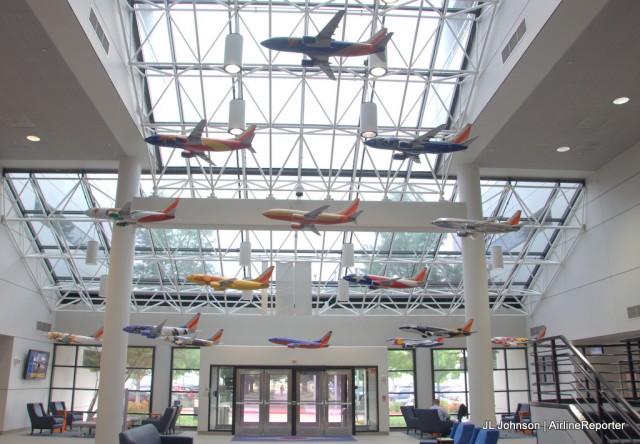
[24,349,50,380]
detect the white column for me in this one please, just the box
[95,157,140,444]
[457,163,495,425]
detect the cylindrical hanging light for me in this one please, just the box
[341,242,354,268]
[359,102,378,138]
[491,245,504,269]
[337,279,350,302]
[99,274,109,298]
[229,99,246,135]
[239,241,251,267]
[368,53,388,77]
[224,33,243,74]
[85,240,99,265]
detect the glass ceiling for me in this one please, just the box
[0,1,587,316]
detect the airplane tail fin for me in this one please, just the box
[462,318,474,333]
[368,28,393,49]
[210,329,224,343]
[535,327,547,340]
[237,125,257,146]
[340,198,360,216]
[349,210,363,223]
[435,337,445,344]
[183,313,201,330]
[162,198,180,218]
[92,327,104,340]
[253,265,275,284]
[318,331,333,345]
[448,123,473,144]
[505,210,522,226]
[410,267,428,284]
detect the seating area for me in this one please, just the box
[419,422,500,444]
[26,403,64,435]
[48,400,83,431]
[119,423,193,444]
[141,406,179,435]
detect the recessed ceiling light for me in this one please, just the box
[556,146,570,153]
[613,97,629,105]
[26,135,41,142]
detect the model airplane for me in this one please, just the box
[85,198,180,227]
[260,10,393,80]
[262,198,362,235]
[400,319,475,338]
[343,267,427,290]
[492,327,546,348]
[144,120,257,165]
[186,266,275,291]
[44,327,103,344]
[432,210,524,238]
[164,329,224,347]
[364,123,477,162]
[123,313,201,339]
[386,336,445,349]
[269,331,332,349]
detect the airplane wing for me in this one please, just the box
[378,278,400,286]
[306,224,321,236]
[304,205,331,220]
[414,124,447,144]
[313,59,336,80]
[216,279,237,288]
[119,202,133,217]
[188,119,207,142]
[316,10,345,46]
[148,320,167,338]
[193,151,216,166]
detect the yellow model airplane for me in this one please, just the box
[186,265,275,291]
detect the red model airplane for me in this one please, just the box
[343,267,428,290]
[262,199,362,235]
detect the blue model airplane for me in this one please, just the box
[268,331,332,349]
[364,123,477,162]
[260,10,393,80]
[123,313,201,339]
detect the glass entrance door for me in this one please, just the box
[296,369,352,436]
[234,368,292,436]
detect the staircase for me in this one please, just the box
[530,335,640,443]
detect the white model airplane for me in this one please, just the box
[84,198,180,227]
[492,327,546,348]
[269,331,332,349]
[123,313,201,339]
[431,210,524,238]
[399,319,475,338]
[386,337,445,349]
[164,329,224,347]
[44,327,103,344]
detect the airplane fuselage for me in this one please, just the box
[364,138,469,154]
[124,324,192,338]
[261,37,383,59]
[186,274,268,290]
[46,332,96,344]
[343,274,422,289]
[492,337,530,347]
[84,208,174,225]
[268,337,328,349]
[432,218,520,233]
[144,135,251,153]
[262,209,353,226]
[387,338,444,348]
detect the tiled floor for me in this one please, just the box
[0,430,535,444]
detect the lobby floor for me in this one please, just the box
[0,430,535,444]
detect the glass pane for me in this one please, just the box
[73,390,98,415]
[507,370,529,391]
[77,346,101,367]
[493,370,507,391]
[433,349,464,370]
[494,391,508,415]
[54,346,76,366]
[506,349,527,368]
[52,367,75,388]
[75,368,100,390]
[493,349,505,369]
[127,347,153,368]
[173,348,200,369]
[50,389,74,409]
[127,390,151,415]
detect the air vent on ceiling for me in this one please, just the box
[501,19,526,64]
[530,325,545,337]
[36,321,52,333]
[89,7,110,55]
[627,305,640,319]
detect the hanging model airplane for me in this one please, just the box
[431,210,524,238]
[123,313,201,339]
[491,327,546,348]
[85,198,180,227]
[260,10,393,80]
[269,331,333,349]
[343,267,428,290]
[44,327,103,344]
[163,329,224,347]
[386,337,445,349]
[262,198,362,235]
[363,123,477,162]
[186,266,275,291]
[144,120,257,165]
[400,319,475,338]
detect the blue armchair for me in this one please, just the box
[141,407,177,435]
[26,403,63,435]
[119,423,192,444]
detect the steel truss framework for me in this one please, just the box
[1,172,584,316]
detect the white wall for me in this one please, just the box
[531,140,640,341]
[0,217,56,433]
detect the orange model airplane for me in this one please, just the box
[262,198,362,235]
[186,266,275,291]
